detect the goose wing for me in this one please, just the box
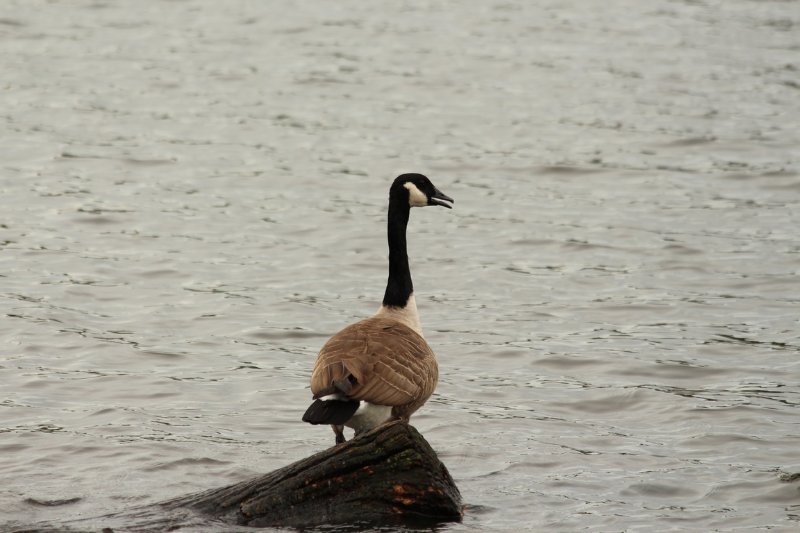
[310,317,438,409]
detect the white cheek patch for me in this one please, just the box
[404,182,428,207]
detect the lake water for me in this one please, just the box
[2,0,799,531]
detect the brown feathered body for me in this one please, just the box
[310,317,438,421]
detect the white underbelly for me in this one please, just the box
[344,402,392,434]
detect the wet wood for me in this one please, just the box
[162,420,462,529]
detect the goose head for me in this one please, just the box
[392,173,454,209]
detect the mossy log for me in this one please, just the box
[163,420,463,529]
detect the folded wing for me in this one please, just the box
[309,317,438,417]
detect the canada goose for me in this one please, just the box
[302,173,453,444]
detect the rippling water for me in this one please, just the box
[2,0,799,531]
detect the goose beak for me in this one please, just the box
[429,188,454,209]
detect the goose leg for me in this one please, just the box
[332,424,345,444]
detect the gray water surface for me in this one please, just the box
[2,0,799,531]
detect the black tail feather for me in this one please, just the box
[302,399,359,425]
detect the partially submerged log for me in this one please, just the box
[164,420,462,529]
[21,421,461,532]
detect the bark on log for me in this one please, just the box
[163,420,463,529]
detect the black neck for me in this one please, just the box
[382,193,413,308]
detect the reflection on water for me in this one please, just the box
[2,0,800,531]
